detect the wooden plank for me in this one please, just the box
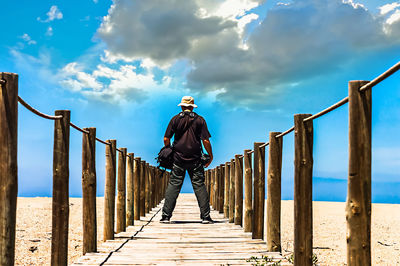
[74,194,288,266]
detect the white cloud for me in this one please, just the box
[38,5,63,22]
[46,26,53,36]
[60,62,171,104]
[379,2,400,15]
[90,0,400,107]
[21,33,36,45]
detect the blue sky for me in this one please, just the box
[1,0,400,202]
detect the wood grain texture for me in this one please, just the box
[104,140,116,241]
[72,194,289,266]
[266,132,282,252]
[346,80,371,266]
[243,149,252,233]
[126,153,134,226]
[235,155,243,226]
[0,73,18,266]
[51,110,71,266]
[140,160,146,217]
[116,148,127,233]
[133,157,141,221]
[219,164,225,213]
[82,127,97,254]
[294,114,313,266]
[252,142,265,240]
[224,162,230,218]
[229,159,235,223]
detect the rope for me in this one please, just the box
[0,79,5,85]
[260,142,269,148]
[18,96,63,120]
[360,61,400,92]
[70,122,89,134]
[303,97,348,122]
[96,137,111,146]
[275,126,294,138]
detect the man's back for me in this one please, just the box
[164,112,211,165]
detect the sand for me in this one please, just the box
[14,197,400,265]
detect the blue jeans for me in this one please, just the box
[162,162,211,219]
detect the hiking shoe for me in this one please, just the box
[201,216,214,224]
[160,216,170,224]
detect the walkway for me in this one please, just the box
[73,194,289,265]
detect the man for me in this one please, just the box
[161,96,214,224]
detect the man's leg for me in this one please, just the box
[162,163,186,218]
[188,163,211,219]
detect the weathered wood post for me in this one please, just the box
[51,110,71,265]
[229,159,235,223]
[116,148,127,233]
[235,155,244,226]
[224,162,230,218]
[0,73,18,266]
[215,166,220,211]
[205,170,209,194]
[146,163,151,213]
[267,132,283,252]
[210,168,214,209]
[244,149,253,232]
[126,153,134,226]
[346,80,371,266]
[145,163,150,213]
[104,139,117,241]
[82,127,97,254]
[134,157,141,220]
[219,164,225,213]
[151,167,156,209]
[294,114,313,266]
[140,160,146,217]
[253,142,265,239]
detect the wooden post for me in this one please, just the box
[205,170,209,194]
[215,167,220,211]
[267,132,283,252]
[210,169,214,209]
[103,139,116,241]
[140,160,146,217]
[294,114,313,266]
[244,149,253,233]
[126,153,134,226]
[0,73,18,266]
[145,163,150,213]
[133,157,141,220]
[207,170,211,198]
[229,159,235,223]
[252,142,265,240]
[224,162,230,218]
[51,110,70,265]
[219,164,225,213]
[235,155,243,226]
[82,127,97,254]
[151,167,156,209]
[116,148,127,233]
[346,80,371,266]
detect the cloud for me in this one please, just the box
[90,0,400,108]
[46,26,53,36]
[38,5,63,22]
[60,61,171,104]
[21,33,36,45]
[379,2,400,15]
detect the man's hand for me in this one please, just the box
[202,138,213,168]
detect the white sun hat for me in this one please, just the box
[177,96,198,108]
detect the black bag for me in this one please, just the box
[156,145,174,170]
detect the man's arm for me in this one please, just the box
[164,137,171,147]
[202,138,213,168]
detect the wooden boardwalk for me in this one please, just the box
[73,194,289,265]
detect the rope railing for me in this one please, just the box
[70,122,89,134]
[18,96,63,120]
[0,73,169,265]
[205,60,400,266]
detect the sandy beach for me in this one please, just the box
[14,196,400,265]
